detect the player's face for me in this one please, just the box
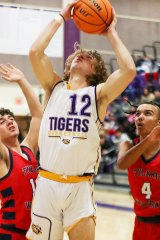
[135,104,160,137]
[70,51,97,76]
[0,114,19,141]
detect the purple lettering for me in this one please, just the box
[73,118,81,132]
[49,117,58,130]
[66,118,73,131]
[58,117,65,130]
[82,119,89,132]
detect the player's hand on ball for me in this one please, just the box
[73,0,112,34]
[101,7,117,36]
[107,8,117,31]
[60,0,80,21]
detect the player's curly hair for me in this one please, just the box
[63,47,108,86]
[0,108,15,119]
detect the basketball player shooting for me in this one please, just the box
[26,0,136,239]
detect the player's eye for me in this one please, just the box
[86,54,94,61]
[145,112,152,116]
[87,55,92,59]
[135,112,140,117]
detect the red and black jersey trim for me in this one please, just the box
[20,145,35,162]
[132,137,160,164]
[2,199,14,208]
[141,150,160,164]
[0,225,27,233]
[0,187,13,198]
[137,215,160,223]
[0,233,11,240]
[0,149,13,181]
[2,212,15,220]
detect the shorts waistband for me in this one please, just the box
[136,215,160,223]
[39,170,93,183]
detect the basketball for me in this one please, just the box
[73,0,113,34]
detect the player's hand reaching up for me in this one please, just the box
[0,63,26,83]
[101,7,117,36]
[148,126,160,143]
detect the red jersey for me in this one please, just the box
[0,146,39,231]
[128,138,160,217]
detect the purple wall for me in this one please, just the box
[64,19,80,65]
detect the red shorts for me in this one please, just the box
[0,227,27,240]
[133,217,160,240]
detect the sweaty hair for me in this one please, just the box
[0,108,15,119]
[63,48,108,86]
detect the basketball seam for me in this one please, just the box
[80,0,108,28]
[73,13,106,26]
[101,0,113,30]
[74,16,105,33]
[101,0,109,23]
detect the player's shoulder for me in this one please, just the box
[20,143,35,157]
[53,80,64,90]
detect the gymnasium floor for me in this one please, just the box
[64,186,135,240]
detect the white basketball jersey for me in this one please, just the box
[39,81,102,176]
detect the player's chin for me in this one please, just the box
[10,130,19,137]
[136,127,143,134]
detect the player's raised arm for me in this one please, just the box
[29,0,79,96]
[0,64,42,154]
[97,8,136,121]
[117,125,160,169]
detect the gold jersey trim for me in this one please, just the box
[39,170,93,183]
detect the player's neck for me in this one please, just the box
[4,137,20,151]
[68,74,88,90]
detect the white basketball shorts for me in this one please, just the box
[26,176,96,240]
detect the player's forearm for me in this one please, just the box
[106,30,136,77]
[117,136,150,169]
[18,78,42,117]
[29,16,64,55]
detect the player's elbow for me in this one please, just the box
[29,45,42,59]
[122,67,136,86]
[127,64,137,80]
[130,66,136,78]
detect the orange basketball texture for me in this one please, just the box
[73,0,113,34]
